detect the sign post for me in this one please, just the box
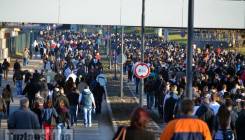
[140,0,145,107]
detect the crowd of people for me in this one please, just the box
[116,33,245,140]
[0,30,107,140]
[0,29,244,140]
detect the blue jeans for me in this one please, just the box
[57,123,65,140]
[83,107,92,126]
[147,93,155,110]
[16,80,23,95]
[69,106,77,126]
[23,58,28,66]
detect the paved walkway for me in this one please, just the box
[0,57,114,140]
[125,79,165,138]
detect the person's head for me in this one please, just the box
[203,93,210,104]
[225,98,233,111]
[170,84,177,92]
[217,105,231,130]
[47,100,53,108]
[59,99,65,108]
[180,99,194,115]
[6,84,11,91]
[130,107,150,129]
[59,88,65,95]
[240,100,245,110]
[20,97,29,109]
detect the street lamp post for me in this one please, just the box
[120,26,124,98]
[186,0,194,99]
[140,0,145,107]
[113,26,118,80]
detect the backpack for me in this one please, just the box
[2,63,7,70]
[81,92,92,108]
[164,95,177,122]
[90,80,98,91]
[222,129,234,140]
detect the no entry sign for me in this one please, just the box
[134,63,150,79]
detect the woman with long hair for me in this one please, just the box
[214,105,234,140]
[42,100,58,140]
[114,107,156,140]
[2,84,13,116]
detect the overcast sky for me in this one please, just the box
[0,0,244,28]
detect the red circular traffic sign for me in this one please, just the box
[134,63,150,79]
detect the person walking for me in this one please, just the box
[2,84,13,117]
[67,84,79,127]
[145,77,156,110]
[2,59,10,80]
[13,69,24,96]
[163,91,178,123]
[8,97,40,138]
[79,85,96,127]
[42,100,58,140]
[92,81,105,114]
[214,105,235,140]
[23,47,30,66]
[160,99,212,140]
[0,94,6,128]
[236,100,245,140]
[114,107,156,140]
[56,99,70,140]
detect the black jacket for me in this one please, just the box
[236,109,245,140]
[67,90,79,106]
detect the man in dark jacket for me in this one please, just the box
[8,97,40,139]
[236,100,245,140]
[92,82,105,114]
[23,78,41,109]
[67,86,79,126]
[164,92,178,123]
[2,59,10,80]
[13,59,21,72]
[13,70,24,96]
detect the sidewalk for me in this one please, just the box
[0,57,44,129]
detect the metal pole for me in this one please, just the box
[109,26,112,70]
[140,0,145,107]
[186,0,194,99]
[114,26,118,80]
[120,26,124,98]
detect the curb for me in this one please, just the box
[104,85,118,133]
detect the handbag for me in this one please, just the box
[50,115,57,126]
[115,127,127,140]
